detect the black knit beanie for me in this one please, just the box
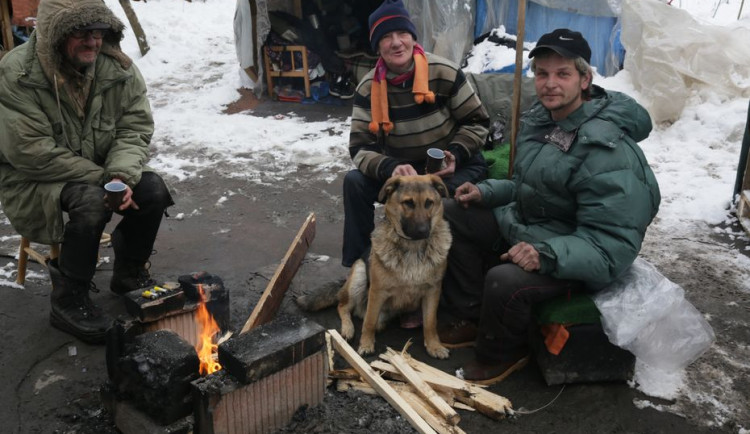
[368,0,418,52]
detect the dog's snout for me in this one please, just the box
[401,217,431,240]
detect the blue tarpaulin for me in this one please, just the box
[475,0,623,76]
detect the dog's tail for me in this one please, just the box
[294,279,342,311]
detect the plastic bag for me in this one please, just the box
[593,258,715,371]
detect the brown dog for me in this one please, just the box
[338,174,452,359]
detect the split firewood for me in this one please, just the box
[336,377,474,412]
[382,347,460,426]
[327,330,436,434]
[337,378,467,434]
[394,353,514,420]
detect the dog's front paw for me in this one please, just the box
[426,344,450,360]
[340,322,355,340]
[357,341,375,356]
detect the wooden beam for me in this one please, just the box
[0,0,13,53]
[382,348,460,426]
[327,330,437,434]
[118,0,150,56]
[240,213,316,334]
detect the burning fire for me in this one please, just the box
[195,284,222,375]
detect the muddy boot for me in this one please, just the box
[110,260,155,294]
[48,259,112,344]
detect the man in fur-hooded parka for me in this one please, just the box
[0,0,173,344]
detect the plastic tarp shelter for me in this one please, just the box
[620,0,750,123]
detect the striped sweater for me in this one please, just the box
[349,52,490,181]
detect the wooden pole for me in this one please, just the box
[508,0,528,179]
[0,0,13,53]
[118,0,150,56]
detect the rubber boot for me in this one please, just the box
[110,260,155,294]
[48,259,112,344]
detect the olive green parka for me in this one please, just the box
[477,85,661,290]
[0,0,153,244]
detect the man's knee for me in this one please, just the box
[133,172,172,209]
[60,183,110,227]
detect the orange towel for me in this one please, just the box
[369,44,434,135]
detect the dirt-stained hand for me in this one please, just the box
[110,177,140,211]
[392,164,418,177]
[432,150,456,178]
[500,241,541,272]
[454,182,482,208]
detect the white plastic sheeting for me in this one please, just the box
[621,0,750,123]
[403,0,475,65]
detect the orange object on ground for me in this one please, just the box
[541,323,571,355]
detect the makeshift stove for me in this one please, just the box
[103,272,327,434]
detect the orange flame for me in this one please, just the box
[195,283,222,375]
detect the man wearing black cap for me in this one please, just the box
[0,0,173,344]
[343,0,490,271]
[438,28,661,384]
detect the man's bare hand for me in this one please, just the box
[454,182,481,208]
[392,164,418,177]
[500,241,540,272]
[109,178,139,211]
[432,150,456,178]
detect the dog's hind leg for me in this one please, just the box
[337,260,367,340]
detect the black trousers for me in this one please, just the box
[58,172,173,282]
[441,200,582,363]
[341,153,488,267]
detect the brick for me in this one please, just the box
[218,315,325,384]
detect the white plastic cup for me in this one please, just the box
[104,181,127,210]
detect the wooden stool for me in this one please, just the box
[263,45,311,98]
[15,233,112,285]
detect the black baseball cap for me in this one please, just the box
[528,28,591,64]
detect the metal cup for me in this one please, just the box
[104,181,127,210]
[425,148,445,173]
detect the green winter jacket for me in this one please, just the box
[477,85,661,290]
[0,0,153,244]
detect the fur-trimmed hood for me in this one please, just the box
[36,0,129,74]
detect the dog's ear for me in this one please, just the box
[378,176,402,202]
[429,174,449,198]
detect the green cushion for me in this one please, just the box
[481,143,511,180]
[535,293,601,325]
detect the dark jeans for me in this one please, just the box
[341,153,488,266]
[441,201,582,363]
[58,172,173,282]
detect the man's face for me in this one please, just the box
[377,30,416,74]
[533,52,591,121]
[63,29,104,71]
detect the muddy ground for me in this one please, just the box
[1,97,749,434]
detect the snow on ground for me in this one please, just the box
[105,0,749,430]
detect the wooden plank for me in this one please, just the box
[383,348,460,426]
[240,213,316,334]
[336,378,467,434]
[374,355,514,420]
[327,330,437,434]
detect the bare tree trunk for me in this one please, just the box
[119,0,150,56]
